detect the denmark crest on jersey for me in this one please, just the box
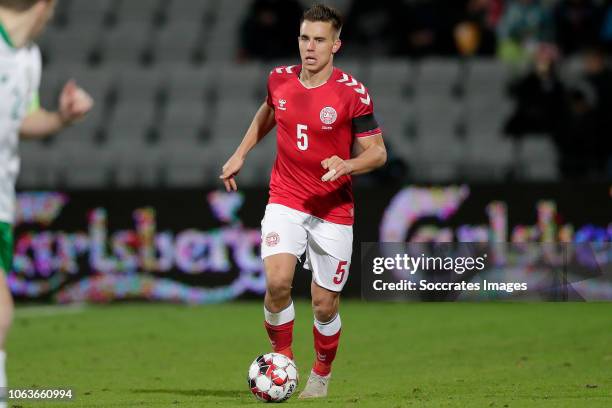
[319,106,337,125]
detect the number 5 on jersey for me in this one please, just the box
[297,124,308,151]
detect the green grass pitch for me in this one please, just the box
[6,302,612,407]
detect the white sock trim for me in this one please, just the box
[314,313,341,337]
[264,301,295,326]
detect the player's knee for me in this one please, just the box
[266,280,292,303]
[311,297,337,323]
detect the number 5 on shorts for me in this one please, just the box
[333,261,348,285]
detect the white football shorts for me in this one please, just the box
[260,204,353,292]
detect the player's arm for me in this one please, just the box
[219,101,276,192]
[20,109,65,139]
[347,133,387,175]
[20,80,93,139]
[321,133,387,182]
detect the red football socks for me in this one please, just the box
[264,302,344,375]
[312,314,342,376]
[265,320,294,359]
[264,301,295,360]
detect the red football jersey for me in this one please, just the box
[266,65,381,225]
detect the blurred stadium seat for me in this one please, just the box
[24,0,593,189]
[26,56,552,187]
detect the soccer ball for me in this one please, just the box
[247,353,298,403]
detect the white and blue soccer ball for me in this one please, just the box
[247,353,298,403]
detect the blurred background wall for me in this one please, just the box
[9,0,611,303]
[21,0,612,189]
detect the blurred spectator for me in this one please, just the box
[549,48,612,179]
[341,0,402,57]
[238,0,304,61]
[583,47,612,116]
[390,0,455,57]
[504,44,565,137]
[552,87,603,179]
[453,0,504,56]
[601,0,612,51]
[581,47,612,176]
[554,0,603,55]
[497,0,555,65]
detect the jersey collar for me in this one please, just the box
[0,20,15,49]
[296,66,339,90]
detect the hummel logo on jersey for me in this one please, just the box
[278,99,287,110]
[337,73,371,106]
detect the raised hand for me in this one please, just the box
[58,79,94,125]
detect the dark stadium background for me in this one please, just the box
[9,0,611,304]
[4,1,612,407]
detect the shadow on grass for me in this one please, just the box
[131,389,251,397]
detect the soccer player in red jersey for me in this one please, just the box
[220,4,386,398]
